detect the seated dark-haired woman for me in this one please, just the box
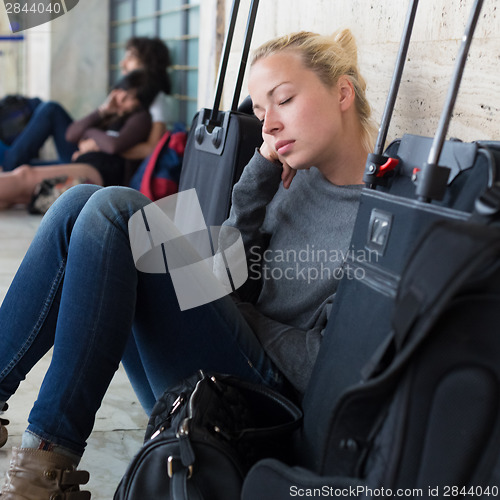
[0,70,158,210]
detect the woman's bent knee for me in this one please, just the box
[42,184,102,226]
[78,186,152,231]
[86,186,151,214]
[54,184,102,210]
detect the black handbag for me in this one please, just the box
[113,371,302,500]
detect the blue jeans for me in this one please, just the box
[2,101,78,171]
[0,185,283,456]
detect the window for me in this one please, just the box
[109,0,200,127]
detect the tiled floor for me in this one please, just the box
[0,206,148,499]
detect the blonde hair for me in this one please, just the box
[251,29,377,153]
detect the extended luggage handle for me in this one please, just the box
[373,0,420,159]
[416,0,484,202]
[364,0,485,203]
[230,0,259,112]
[210,0,241,124]
[363,0,419,187]
[210,0,260,121]
[195,0,260,156]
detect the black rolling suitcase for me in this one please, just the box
[300,0,500,473]
[243,207,500,499]
[242,0,500,496]
[178,0,262,227]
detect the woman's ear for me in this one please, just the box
[337,75,355,112]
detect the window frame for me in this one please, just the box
[108,0,200,127]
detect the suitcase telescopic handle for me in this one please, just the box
[211,0,241,123]
[231,0,259,111]
[210,0,260,124]
[416,0,484,202]
[364,0,419,187]
[374,0,419,157]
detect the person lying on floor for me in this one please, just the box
[0,28,376,499]
[0,70,159,210]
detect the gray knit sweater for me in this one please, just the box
[223,150,362,394]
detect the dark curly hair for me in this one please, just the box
[114,69,161,110]
[126,37,172,95]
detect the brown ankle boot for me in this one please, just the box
[0,447,91,499]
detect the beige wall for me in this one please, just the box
[45,0,109,117]
[200,0,500,144]
[2,0,499,143]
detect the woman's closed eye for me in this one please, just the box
[253,98,293,125]
[278,96,293,106]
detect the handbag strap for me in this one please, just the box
[170,467,204,500]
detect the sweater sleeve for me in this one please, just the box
[220,150,283,302]
[81,110,152,155]
[65,110,102,144]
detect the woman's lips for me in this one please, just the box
[275,140,295,155]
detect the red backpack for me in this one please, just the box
[130,127,187,201]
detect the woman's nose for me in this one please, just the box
[262,113,281,135]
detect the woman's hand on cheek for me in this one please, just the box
[259,141,296,189]
[281,162,296,189]
[99,90,120,116]
[259,140,280,164]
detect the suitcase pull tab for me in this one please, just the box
[411,167,421,183]
[376,157,399,178]
[363,153,399,188]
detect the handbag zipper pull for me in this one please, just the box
[149,394,186,440]
[170,394,185,416]
[150,426,165,440]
